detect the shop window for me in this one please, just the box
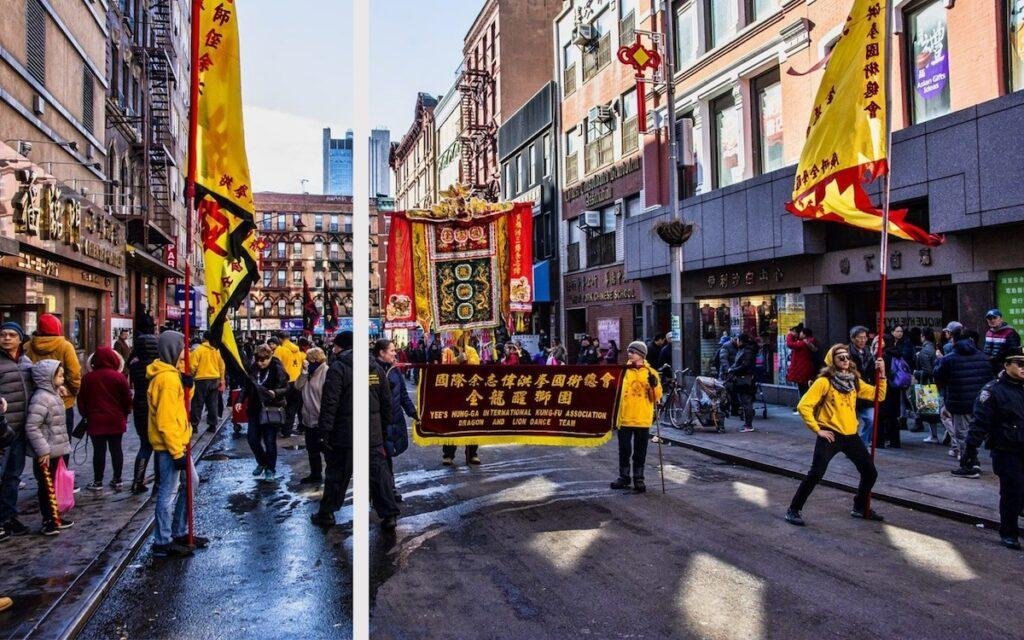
[711,92,742,188]
[565,129,580,185]
[585,118,614,174]
[705,0,738,50]
[621,88,638,154]
[567,219,581,272]
[752,68,784,175]
[1009,0,1024,91]
[698,294,797,381]
[906,1,951,124]
[674,1,699,70]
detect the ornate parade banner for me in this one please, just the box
[384,185,533,333]
[412,365,625,447]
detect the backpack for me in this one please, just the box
[891,357,912,389]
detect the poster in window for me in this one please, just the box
[1012,0,1024,89]
[758,82,784,171]
[914,20,949,100]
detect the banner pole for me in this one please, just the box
[182,0,203,547]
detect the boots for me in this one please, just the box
[129,457,149,495]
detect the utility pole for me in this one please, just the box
[661,1,684,372]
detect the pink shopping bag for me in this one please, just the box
[55,457,75,513]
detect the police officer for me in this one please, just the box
[956,346,1024,550]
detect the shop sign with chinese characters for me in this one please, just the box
[705,267,784,290]
[564,156,641,206]
[565,266,639,306]
[412,364,626,446]
[996,270,1024,334]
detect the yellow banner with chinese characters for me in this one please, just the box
[786,0,942,246]
[194,1,259,371]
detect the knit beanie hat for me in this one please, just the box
[626,341,647,357]
[37,313,62,337]
[333,330,353,350]
[0,321,25,341]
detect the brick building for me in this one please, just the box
[616,0,1024,392]
[390,92,439,211]
[248,193,354,337]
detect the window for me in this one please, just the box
[543,134,551,177]
[263,270,272,287]
[293,300,302,316]
[712,92,742,188]
[330,215,339,232]
[276,241,286,258]
[293,213,302,227]
[1011,0,1024,91]
[276,215,286,231]
[293,270,302,284]
[330,242,339,261]
[752,68,784,174]
[516,153,525,192]
[503,163,512,197]
[528,144,536,187]
[314,240,323,260]
[582,13,613,82]
[907,1,951,124]
[621,88,639,154]
[625,194,643,218]
[619,0,636,46]
[276,270,285,286]
[563,43,578,97]
[315,276,323,288]
[278,300,286,317]
[314,213,323,231]
[82,67,94,133]
[567,219,581,271]
[26,0,46,85]
[675,1,699,71]
[706,0,738,49]
[263,299,272,316]
[587,207,618,267]
[292,241,302,257]
[565,129,580,184]
[746,0,778,23]
[331,269,339,282]
[585,118,614,174]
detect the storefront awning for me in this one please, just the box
[533,260,550,303]
[125,244,185,279]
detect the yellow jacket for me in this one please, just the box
[797,375,887,436]
[147,360,191,459]
[26,336,81,409]
[274,339,304,382]
[190,341,225,381]
[463,346,481,365]
[617,362,663,428]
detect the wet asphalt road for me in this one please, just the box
[78,426,352,640]
[371,423,1024,640]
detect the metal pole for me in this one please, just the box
[661,2,684,372]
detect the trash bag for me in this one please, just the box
[55,457,75,513]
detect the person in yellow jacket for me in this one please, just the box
[148,331,206,557]
[612,342,663,493]
[26,313,81,429]
[189,333,226,433]
[785,343,887,527]
[273,331,305,437]
[462,337,481,365]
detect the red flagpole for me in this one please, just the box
[181,0,203,547]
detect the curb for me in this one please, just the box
[24,414,231,640]
[656,427,1001,530]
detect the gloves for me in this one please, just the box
[172,456,188,471]
[181,374,195,390]
[647,373,658,388]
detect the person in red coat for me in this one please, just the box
[786,326,820,408]
[78,347,132,492]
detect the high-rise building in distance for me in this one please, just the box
[322,127,391,197]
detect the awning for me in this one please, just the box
[125,244,185,279]
[533,260,551,303]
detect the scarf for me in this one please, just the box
[830,371,857,394]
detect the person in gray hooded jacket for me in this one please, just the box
[0,321,33,537]
[24,359,72,535]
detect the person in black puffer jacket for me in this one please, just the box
[934,330,991,462]
[368,354,397,530]
[374,339,417,503]
[0,321,33,536]
[728,334,759,432]
[236,344,289,480]
[128,333,160,494]
[312,333,354,528]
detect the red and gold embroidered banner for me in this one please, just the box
[413,364,625,447]
[383,214,417,328]
[508,205,533,317]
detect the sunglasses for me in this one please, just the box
[833,354,851,362]
[256,356,270,362]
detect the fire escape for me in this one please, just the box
[457,63,499,201]
[145,0,177,245]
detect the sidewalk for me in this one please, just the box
[655,404,1004,527]
[0,409,226,640]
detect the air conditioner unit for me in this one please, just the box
[572,23,596,47]
[580,210,601,229]
[589,105,614,123]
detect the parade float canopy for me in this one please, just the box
[383,184,533,333]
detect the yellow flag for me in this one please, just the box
[786,0,942,246]
[193,1,259,370]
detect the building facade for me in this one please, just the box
[619,0,1024,390]
[248,193,354,337]
[435,76,463,193]
[369,128,391,198]
[390,92,439,211]
[555,0,650,359]
[322,127,354,196]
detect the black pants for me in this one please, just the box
[370,447,399,519]
[33,455,67,526]
[789,432,878,513]
[736,390,755,428]
[318,446,352,516]
[442,444,478,461]
[617,427,650,480]
[797,383,810,403]
[991,450,1024,539]
[283,387,301,435]
[303,424,324,479]
[247,418,278,472]
[190,379,221,429]
[90,434,124,482]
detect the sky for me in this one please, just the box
[236,0,482,193]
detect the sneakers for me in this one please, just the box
[1000,536,1022,550]
[610,477,631,490]
[298,475,323,485]
[41,522,60,536]
[109,479,123,491]
[152,542,193,558]
[922,436,938,443]
[130,482,148,495]
[441,457,454,466]
[310,512,336,528]
[85,481,104,492]
[4,518,29,537]
[951,467,980,479]
[850,508,884,521]
[173,535,210,549]
[739,426,755,433]
[262,469,277,481]
[251,465,264,477]
[58,520,74,530]
[947,448,958,457]
[784,510,805,526]
[633,479,646,493]
[467,454,481,465]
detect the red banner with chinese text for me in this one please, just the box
[383,214,418,328]
[508,204,533,317]
[412,364,625,447]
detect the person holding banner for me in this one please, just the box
[611,342,662,494]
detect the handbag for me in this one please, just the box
[72,417,88,440]
[258,406,286,425]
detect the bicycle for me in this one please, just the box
[657,366,691,429]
